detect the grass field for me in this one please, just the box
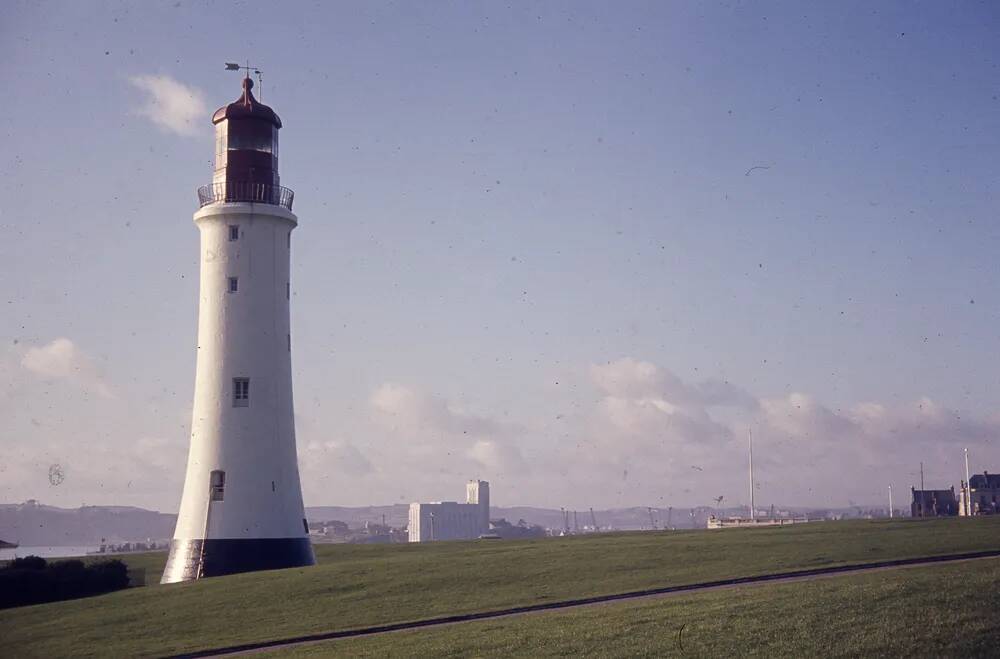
[273,558,1000,658]
[2,517,999,657]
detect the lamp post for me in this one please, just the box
[748,428,755,521]
[888,484,893,519]
[964,447,972,516]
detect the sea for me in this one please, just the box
[0,546,98,561]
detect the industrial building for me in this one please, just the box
[959,472,1000,516]
[408,480,490,542]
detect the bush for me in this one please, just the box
[0,557,132,609]
[9,555,47,570]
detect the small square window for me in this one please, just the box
[228,277,239,293]
[233,377,249,407]
[229,225,239,241]
[210,470,225,501]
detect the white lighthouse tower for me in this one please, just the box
[161,73,315,583]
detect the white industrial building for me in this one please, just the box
[408,480,490,542]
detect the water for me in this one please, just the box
[0,546,98,561]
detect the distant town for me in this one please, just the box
[4,466,996,556]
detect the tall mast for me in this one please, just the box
[964,447,971,516]
[748,427,755,520]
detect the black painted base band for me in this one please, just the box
[160,537,316,583]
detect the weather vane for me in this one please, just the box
[225,61,263,99]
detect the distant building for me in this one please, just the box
[408,480,490,542]
[959,471,1000,516]
[910,486,958,517]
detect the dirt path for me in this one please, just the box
[172,549,1000,658]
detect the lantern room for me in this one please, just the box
[211,76,281,189]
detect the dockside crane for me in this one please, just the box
[589,507,599,532]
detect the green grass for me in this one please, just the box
[275,558,1000,658]
[2,517,999,658]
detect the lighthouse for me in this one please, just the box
[161,74,315,583]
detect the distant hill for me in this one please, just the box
[300,504,702,531]
[1,500,863,545]
[0,501,176,546]
[306,505,410,528]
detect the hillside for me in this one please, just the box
[2,517,998,657]
[276,558,1000,657]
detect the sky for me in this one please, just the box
[2,1,999,513]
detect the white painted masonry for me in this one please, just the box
[171,201,309,540]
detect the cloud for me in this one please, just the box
[370,383,527,479]
[1,339,186,509]
[21,338,114,398]
[371,383,504,437]
[574,357,1000,507]
[757,392,858,441]
[467,439,527,472]
[128,74,207,136]
[5,341,999,511]
[303,440,374,476]
[588,358,750,450]
[590,358,758,411]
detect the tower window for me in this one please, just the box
[228,225,239,241]
[210,470,225,501]
[287,333,291,352]
[233,377,250,407]
[228,277,239,293]
[287,232,291,249]
[286,282,290,300]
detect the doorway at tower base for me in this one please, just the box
[160,537,316,583]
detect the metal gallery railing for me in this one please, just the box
[197,181,294,211]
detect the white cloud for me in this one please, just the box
[572,357,1000,508]
[370,383,526,482]
[0,339,187,509]
[128,74,207,137]
[588,358,746,449]
[591,358,758,411]
[371,383,504,437]
[21,338,114,398]
[4,343,999,511]
[467,439,527,473]
[758,392,858,441]
[303,439,374,476]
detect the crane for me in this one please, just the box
[666,506,673,530]
[589,507,599,532]
[647,507,658,530]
